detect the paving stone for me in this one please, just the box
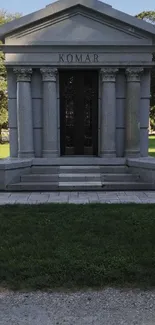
[1,191,155,205]
[120,200,141,204]
[69,198,89,204]
[141,198,155,204]
[80,194,99,200]
[27,200,38,205]
[48,197,69,203]
[89,199,100,203]
[120,197,141,201]
[145,192,155,198]
[10,193,30,200]
[69,191,79,195]
[98,196,118,200]
[114,191,127,195]
[58,193,71,199]
[15,199,29,204]
[0,200,16,205]
[42,192,60,196]
[0,193,11,198]
[29,194,50,201]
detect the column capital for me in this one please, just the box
[126,67,144,82]
[40,67,58,82]
[100,68,119,82]
[13,67,32,82]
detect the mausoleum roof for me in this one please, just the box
[0,0,155,42]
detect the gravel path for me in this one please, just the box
[0,288,155,324]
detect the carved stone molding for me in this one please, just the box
[40,67,58,82]
[13,67,32,82]
[126,67,144,82]
[100,68,119,82]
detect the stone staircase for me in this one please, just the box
[7,165,155,191]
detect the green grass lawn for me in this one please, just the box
[149,135,155,157]
[1,137,155,158]
[0,143,10,158]
[1,203,155,291]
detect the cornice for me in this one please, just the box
[1,44,155,53]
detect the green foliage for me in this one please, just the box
[0,46,7,141]
[136,11,155,129]
[136,11,155,24]
[0,10,21,142]
[0,78,8,125]
[151,54,155,106]
[0,9,21,25]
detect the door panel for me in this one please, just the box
[60,70,98,156]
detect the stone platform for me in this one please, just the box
[7,166,155,191]
[1,157,155,192]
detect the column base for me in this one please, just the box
[43,150,59,158]
[18,151,34,158]
[100,151,116,158]
[125,150,140,158]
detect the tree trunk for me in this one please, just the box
[0,125,2,144]
[149,118,151,134]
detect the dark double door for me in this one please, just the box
[60,70,98,156]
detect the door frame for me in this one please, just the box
[59,69,99,156]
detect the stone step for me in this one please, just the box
[59,174,101,181]
[100,166,128,174]
[21,173,139,183]
[7,182,59,191]
[7,181,155,192]
[101,173,140,182]
[31,165,127,174]
[21,173,101,183]
[59,182,155,191]
[31,166,59,174]
[7,182,102,191]
[21,174,59,183]
[59,181,102,191]
[101,182,155,191]
[31,166,101,174]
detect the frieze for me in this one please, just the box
[58,53,99,64]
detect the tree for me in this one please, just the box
[135,11,155,24]
[0,10,21,143]
[136,11,155,130]
[0,79,7,142]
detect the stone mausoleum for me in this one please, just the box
[0,0,155,191]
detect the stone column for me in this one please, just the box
[140,69,151,157]
[125,67,143,157]
[100,68,118,157]
[7,69,18,157]
[40,67,58,158]
[14,67,34,158]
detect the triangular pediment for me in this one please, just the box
[5,8,152,45]
[0,0,155,45]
